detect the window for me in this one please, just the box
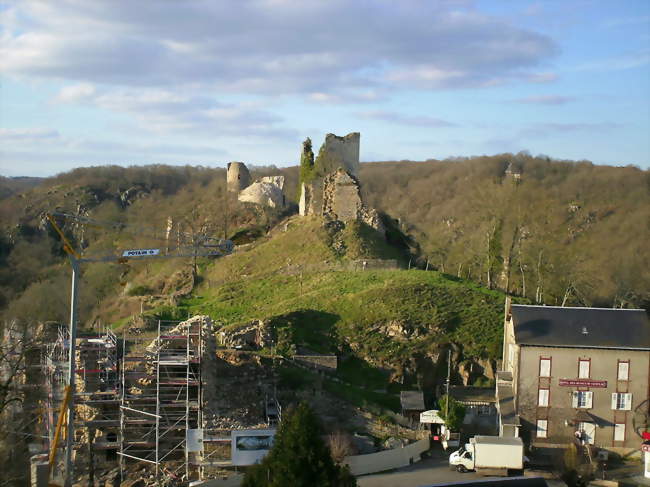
[578,359,590,379]
[572,391,593,409]
[538,388,549,407]
[617,361,629,381]
[536,419,548,438]
[614,423,626,442]
[611,393,632,411]
[539,358,551,377]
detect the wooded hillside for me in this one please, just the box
[0,154,647,328]
[360,154,650,309]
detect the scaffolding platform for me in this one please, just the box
[119,319,204,482]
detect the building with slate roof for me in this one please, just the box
[500,302,649,451]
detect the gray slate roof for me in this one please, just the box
[400,391,425,411]
[511,305,650,350]
[449,386,496,405]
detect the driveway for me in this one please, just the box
[356,449,486,487]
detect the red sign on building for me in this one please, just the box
[559,378,607,388]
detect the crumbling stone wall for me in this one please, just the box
[227,161,251,192]
[293,354,338,371]
[298,132,383,234]
[323,170,360,222]
[238,176,285,208]
[321,169,385,234]
[315,133,360,177]
[299,132,360,217]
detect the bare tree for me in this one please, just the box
[327,431,357,463]
[0,320,39,414]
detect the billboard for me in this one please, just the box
[231,429,276,466]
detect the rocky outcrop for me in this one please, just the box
[218,320,273,349]
[227,161,251,192]
[238,176,285,208]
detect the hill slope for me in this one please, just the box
[138,217,507,393]
[360,154,650,308]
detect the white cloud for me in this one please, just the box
[526,72,558,83]
[356,110,457,128]
[0,0,557,93]
[513,95,575,105]
[0,128,61,141]
[54,83,96,103]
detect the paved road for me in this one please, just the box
[356,450,485,487]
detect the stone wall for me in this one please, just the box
[227,162,251,192]
[293,354,338,371]
[316,132,360,177]
[321,168,385,234]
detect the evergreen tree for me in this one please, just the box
[298,138,315,186]
[437,394,466,431]
[243,402,357,487]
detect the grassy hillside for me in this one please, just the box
[134,218,507,395]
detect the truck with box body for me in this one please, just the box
[449,436,524,476]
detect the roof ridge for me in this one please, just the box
[511,304,646,311]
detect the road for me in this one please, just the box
[356,449,486,487]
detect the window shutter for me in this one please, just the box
[611,393,618,410]
[572,392,578,408]
[540,359,551,377]
[538,389,549,407]
[614,423,625,442]
[624,393,632,411]
[579,360,590,379]
[618,361,629,381]
[585,391,593,409]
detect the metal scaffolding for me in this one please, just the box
[42,326,120,478]
[119,319,202,482]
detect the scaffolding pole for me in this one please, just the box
[118,319,202,481]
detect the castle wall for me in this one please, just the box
[316,132,360,177]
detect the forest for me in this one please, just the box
[0,153,648,329]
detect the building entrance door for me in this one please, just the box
[578,422,596,445]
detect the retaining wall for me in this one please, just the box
[343,437,430,476]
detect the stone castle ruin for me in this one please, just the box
[239,175,286,208]
[226,161,251,193]
[223,131,381,231]
[227,161,285,208]
[299,132,384,234]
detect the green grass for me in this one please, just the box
[322,377,400,412]
[124,217,510,404]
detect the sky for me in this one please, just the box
[0,0,649,177]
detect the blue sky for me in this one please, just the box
[1,0,648,177]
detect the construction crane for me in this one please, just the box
[46,211,233,487]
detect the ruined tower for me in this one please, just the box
[315,132,360,177]
[298,132,384,234]
[227,161,251,192]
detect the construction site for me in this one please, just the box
[34,314,283,486]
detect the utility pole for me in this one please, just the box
[445,349,451,420]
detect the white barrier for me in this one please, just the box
[343,437,430,476]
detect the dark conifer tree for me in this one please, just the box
[243,402,356,487]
